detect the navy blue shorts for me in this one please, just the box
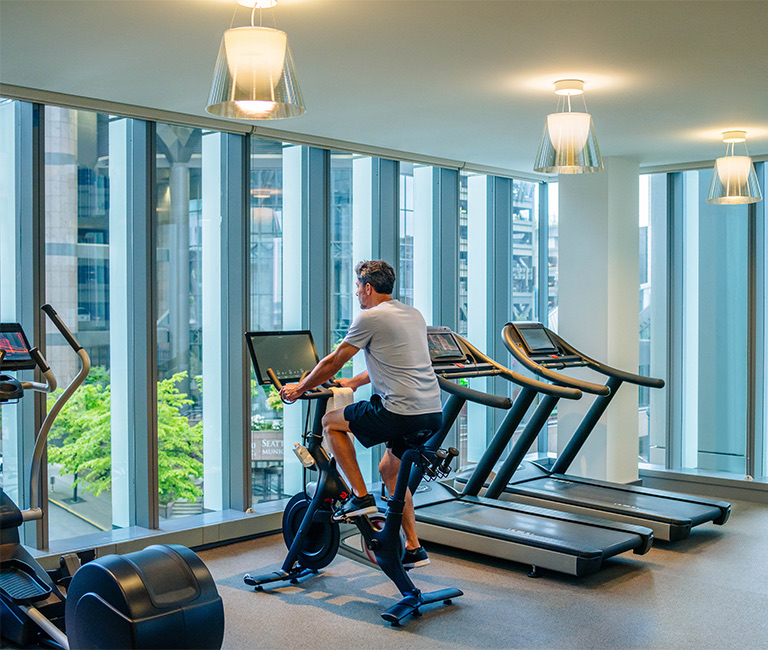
[343,394,443,459]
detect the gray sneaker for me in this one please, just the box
[402,546,430,569]
[332,493,378,521]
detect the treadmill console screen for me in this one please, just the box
[0,323,35,371]
[245,331,320,385]
[427,329,466,364]
[514,323,559,356]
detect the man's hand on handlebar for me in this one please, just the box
[279,383,305,403]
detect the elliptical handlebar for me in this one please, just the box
[41,303,84,353]
[26,305,91,520]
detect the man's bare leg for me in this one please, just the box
[322,408,369,498]
[379,448,420,551]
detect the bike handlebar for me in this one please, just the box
[267,368,334,402]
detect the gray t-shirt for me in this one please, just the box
[343,300,442,416]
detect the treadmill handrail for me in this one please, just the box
[454,334,582,400]
[502,326,610,396]
[437,376,512,409]
[546,329,666,389]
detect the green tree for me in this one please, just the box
[156,372,203,504]
[49,368,203,505]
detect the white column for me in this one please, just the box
[413,166,434,324]
[201,133,223,511]
[681,174,699,469]
[557,157,640,483]
[351,156,372,381]
[466,174,490,463]
[281,145,304,494]
[108,118,131,528]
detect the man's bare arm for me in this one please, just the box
[280,342,359,401]
[335,370,370,391]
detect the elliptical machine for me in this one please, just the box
[1,305,224,649]
[243,330,463,626]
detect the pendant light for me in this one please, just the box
[206,0,305,120]
[706,131,762,205]
[534,79,603,174]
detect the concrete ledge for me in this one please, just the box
[639,467,768,504]
[29,501,287,569]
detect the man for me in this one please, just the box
[280,260,443,569]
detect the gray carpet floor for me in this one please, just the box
[198,499,768,649]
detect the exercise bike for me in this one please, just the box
[1,305,224,649]
[243,330,463,626]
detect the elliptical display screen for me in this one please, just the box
[245,331,320,385]
[515,323,559,356]
[0,323,35,371]
[427,330,466,363]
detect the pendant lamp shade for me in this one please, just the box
[534,80,603,174]
[206,25,305,120]
[706,131,762,205]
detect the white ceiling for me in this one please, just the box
[1,0,767,175]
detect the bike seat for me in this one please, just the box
[402,429,434,449]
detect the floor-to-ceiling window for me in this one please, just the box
[43,106,118,540]
[681,169,750,475]
[0,98,25,512]
[249,137,286,505]
[760,163,767,479]
[511,180,539,322]
[155,122,209,520]
[330,152,355,374]
[638,173,668,465]
[458,172,469,337]
[547,182,559,331]
[398,163,415,307]
[640,167,764,480]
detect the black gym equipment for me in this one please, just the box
[407,327,653,578]
[242,330,463,626]
[466,322,730,542]
[1,305,225,649]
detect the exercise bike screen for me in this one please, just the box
[516,325,558,355]
[246,331,320,385]
[0,324,35,371]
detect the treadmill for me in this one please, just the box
[408,327,653,577]
[476,322,730,542]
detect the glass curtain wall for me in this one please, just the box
[458,172,469,337]
[0,99,23,506]
[680,169,750,475]
[398,163,415,306]
[547,182,559,331]
[249,137,285,505]
[43,106,116,540]
[330,152,354,374]
[511,180,539,321]
[761,163,768,479]
[155,123,209,521]
[638,173,668,465]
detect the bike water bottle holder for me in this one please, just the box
[417,446,460,483]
